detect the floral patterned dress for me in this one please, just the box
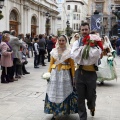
[44,48,78,116]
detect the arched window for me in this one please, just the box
[9,10,18,21]
[31,16,37,25]
[31,16,37,38]
[67,5,70,10]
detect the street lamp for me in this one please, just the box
[0,0,4,9]
[66,20,72,37]
[0,0,4,20]
[45,12,51,35]
[66,20,70,27]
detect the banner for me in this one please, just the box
[91,15,102,33]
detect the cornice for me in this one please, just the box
[66,0,84,5]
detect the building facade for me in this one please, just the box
[56,0,88,34]
[86,0,120,36]
[0,0,59,36]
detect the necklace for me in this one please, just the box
[58,47,66,51]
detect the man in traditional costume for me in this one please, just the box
[71,22,103,120]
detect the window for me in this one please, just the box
[57,17,61,20]
[75,5,77,12]
[76,24,78,30]
[73,14,76,20]
[74,24,76,30]
[79,14,80,20]
[31,16,37,25]
[95,3,104,13]
[77,14,79,20]
[10,10,18,21]
[67,5,70,10]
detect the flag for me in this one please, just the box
[91,15,102,33]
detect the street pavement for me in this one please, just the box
[0,56,120,120]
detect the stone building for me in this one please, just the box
[57,0,88,34]
[86,0,120,36]
[0,0,59,37]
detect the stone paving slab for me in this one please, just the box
[0,57,120,120]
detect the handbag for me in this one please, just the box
[23,60,28,64]
[16,59,22,65]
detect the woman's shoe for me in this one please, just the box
[1,75,9,83]
[51,116,55,120]
[24,71,30,74]
[1,80,9,83]
[42,64,46,66]
[15,75,21,78]
[90,108,95,116]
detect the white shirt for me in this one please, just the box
[71,40,81,61]
[34,43,39,55]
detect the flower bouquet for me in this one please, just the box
[41,72,51,82]
[107,56,114,66]
[82,34,101,59]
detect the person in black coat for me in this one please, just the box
[46,36,54,62]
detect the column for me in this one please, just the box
[20,3,24,33]
[50,16,53,34]
[54,17,57,35]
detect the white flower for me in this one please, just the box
[42,72,51,80]
[107,56,113,60]
[89,34,101,41]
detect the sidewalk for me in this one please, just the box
[0,56,120,120]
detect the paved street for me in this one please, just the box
[0,56,120,120]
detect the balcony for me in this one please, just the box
[94,0,105,2]
[114,0,120,3]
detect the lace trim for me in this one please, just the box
[50,48,71,65]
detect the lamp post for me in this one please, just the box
[0,0,4,20]
[0,0,4,9]
[45,12,51,36]
[66,20,72,37]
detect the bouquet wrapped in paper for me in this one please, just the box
[42,72,51,82]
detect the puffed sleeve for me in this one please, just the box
[48,56,55,72]
[69,58,75,78]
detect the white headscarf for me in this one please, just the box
[51,35,71,65]
[55,35,71,50]
[70,33,80,45]
[104,36,115,52]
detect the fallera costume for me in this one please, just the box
[44,47,78,116]
[97,36,117,82]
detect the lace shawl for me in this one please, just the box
[50,48,71,65]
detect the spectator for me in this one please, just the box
[116,37,120,56]
[33,38,39,68]
[0,33,14,83]
[46,36,54,62]
[9,30,22,79]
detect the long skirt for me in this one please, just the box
[97,56,117,82]
[44,68,78,116]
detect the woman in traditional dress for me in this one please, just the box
[97,36,117,85]
[70,33,80,47]
[44,35,78,120]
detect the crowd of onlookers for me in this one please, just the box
[0,29,119,84]
[0,30,57,83]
